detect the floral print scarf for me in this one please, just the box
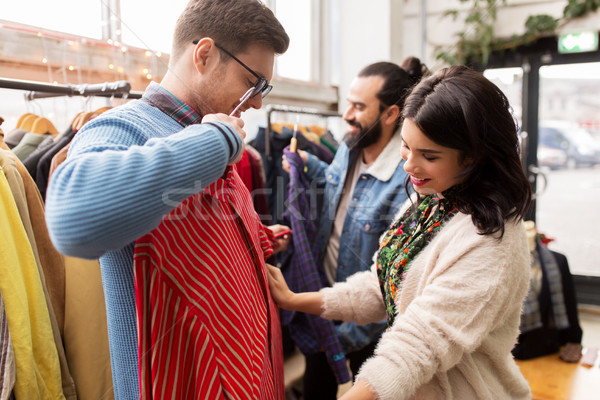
[376,188,459,327]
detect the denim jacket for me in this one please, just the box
[304,133,409,353]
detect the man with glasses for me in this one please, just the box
[46,1,289,398]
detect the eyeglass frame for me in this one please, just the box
[192,40,272,99]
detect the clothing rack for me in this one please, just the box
[0,77,143,99]
[265,104,341,158]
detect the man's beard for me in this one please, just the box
[344,117,383,150]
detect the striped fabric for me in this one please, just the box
[134,166,284,399]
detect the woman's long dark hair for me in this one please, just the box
[402,65,532,237]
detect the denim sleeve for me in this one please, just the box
[336,319,387,354]
[45,118,241,259]
[304,152,329,181]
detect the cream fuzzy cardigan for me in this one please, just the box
[320,212,532,399]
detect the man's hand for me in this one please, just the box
[202,113,246,164]
[282,149,309,173]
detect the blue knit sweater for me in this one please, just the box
[45,98,241,399]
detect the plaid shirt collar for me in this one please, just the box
[141,82,202,127]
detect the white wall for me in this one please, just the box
[334,0,392,112]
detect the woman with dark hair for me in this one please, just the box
[268,65,533,399]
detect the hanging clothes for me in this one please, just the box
[23,135,57,180]
[3,128,28,149]
[0,134,67,337]
[0,171,64,399]
[279,148,350,384]
[11,132,53,161]
[0,149,76,399]
[513,239,583,360]
[48,142,71,179]
[30,128,114,400]
[250,126,334,225]
[0,290,15,400]
[36,127,77,200]
[63,256,114,400]
[235,144,270,224]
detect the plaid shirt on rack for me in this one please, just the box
[280,148,351,384]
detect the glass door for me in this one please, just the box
[536,62,600,277]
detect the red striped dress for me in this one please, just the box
[133,166,284,399]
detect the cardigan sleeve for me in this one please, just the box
[355,220,530,400]
[320,266,386,324]
[46,110,242,259]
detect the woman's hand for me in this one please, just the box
[338,379,378,400]
[266,264,325,315]
[268,224,292,254]
[266,264,295,310]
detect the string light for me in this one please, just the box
[145,50,152,57]
[146,74,152,79]
[155,52,162,57]
[117,66,124,73]
[143,68,149,74]
[68,65,75,71]
[42,58,48,64]
[108,64,115,70]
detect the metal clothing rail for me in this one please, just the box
[0,77,143,99]
[265,104,341,158]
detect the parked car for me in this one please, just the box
[538,121,600,168]
[537,144,568,170]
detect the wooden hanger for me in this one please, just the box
[20,114,39,131]
[31,117,59,135]
[16,113,36,129]
[92,106,112,116]
[74,112,94,131]
[70,111,85,129]
[270,122,285,134]
[308,124,326,136]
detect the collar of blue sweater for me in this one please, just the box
[365,132,405,182]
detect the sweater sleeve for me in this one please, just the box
[320,266,386,324]
[45,113,242,259]
[355,222,530,400]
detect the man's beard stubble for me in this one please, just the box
[344,117,383,150]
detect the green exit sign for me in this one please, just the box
[558,31,598,54]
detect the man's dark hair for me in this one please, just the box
[358,59,427,130]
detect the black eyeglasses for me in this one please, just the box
[192,40,272,98]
